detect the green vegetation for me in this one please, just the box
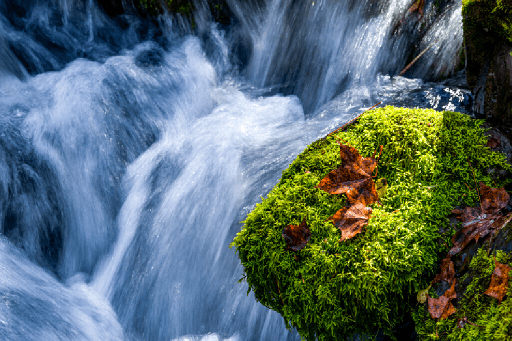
[462,0,512,44]
[138,0,193,17]
[231,106,511,340]
[413,249,512,340]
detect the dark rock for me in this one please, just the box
[463,0,512,140]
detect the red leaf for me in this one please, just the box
[329,202,372,242]
[484,261,512,303]
[282,218,311,251]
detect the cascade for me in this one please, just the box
[0,0,467,340]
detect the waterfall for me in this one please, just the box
[0,0,467,340]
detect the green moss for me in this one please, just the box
[138,0,193,17]
[232,106,511,340]
[413,249,512,340]
[462,0,512,44]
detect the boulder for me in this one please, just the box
[462,0,512,139]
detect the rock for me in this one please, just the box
[231,106,512,340]
[462,0,512,139]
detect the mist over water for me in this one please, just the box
[0,0,467,340]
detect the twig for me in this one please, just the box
[324,101,382,139]
[276,279,285,305]
[372,145,384,178]
[398,39,439,76]
[467,158,481,210]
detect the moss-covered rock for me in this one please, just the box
[462,0,512,139]
[232,106,511,340]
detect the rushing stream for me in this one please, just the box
[0,0,469,340]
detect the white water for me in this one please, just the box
[0,0,467,340]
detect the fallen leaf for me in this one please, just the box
[329,202,372,242]
[316,142,378,206]
[448,183,511,257]
[432,256,456,284]
[444,279,457,299]
[417,283,432,304]
[479,182,510,214]
[428,280,457,319]
[486,136,500,149]
[484,261,512,303]
[282,218,311,251]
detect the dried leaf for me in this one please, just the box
[479,182,510,214]
[448,184,511,256]
[444,279,457,299]
[432,257,456,284]
[486,136,500,149]
[316,142,378,206]
[329,202,372,242]
[282,218,311,251]
[428,280,457,319]
[484,261,512,303]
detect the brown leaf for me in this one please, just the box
[329,202,372,242]
[449,212,512,257]
[479,182,510,214]
[444,279,457,299]
[448,183,511,256]
[428,280,457,319]
[448,215,496,256]
[432,257,456,284]
[486,136,500,149]
[282,218,311,251]
[484,261,512,303]
[316,142,378,206]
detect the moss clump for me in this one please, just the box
[462,0,512,44]
[232,106,511,340]
[413,249,512,340]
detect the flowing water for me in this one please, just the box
[0,0,469,340]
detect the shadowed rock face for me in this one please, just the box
[96,0,233,24]
[463,0,512,140]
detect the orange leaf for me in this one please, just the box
[282,218,311,251]
[329,202,371,242]
[316,142,378,206]
[479,182,510,215]
[484,261,512,303]
[428,280,457,319]
[432,257,455,284]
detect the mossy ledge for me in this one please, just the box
[231,106,512,340]
[413,249,512,340]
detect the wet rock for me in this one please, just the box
[463,0,512,140]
